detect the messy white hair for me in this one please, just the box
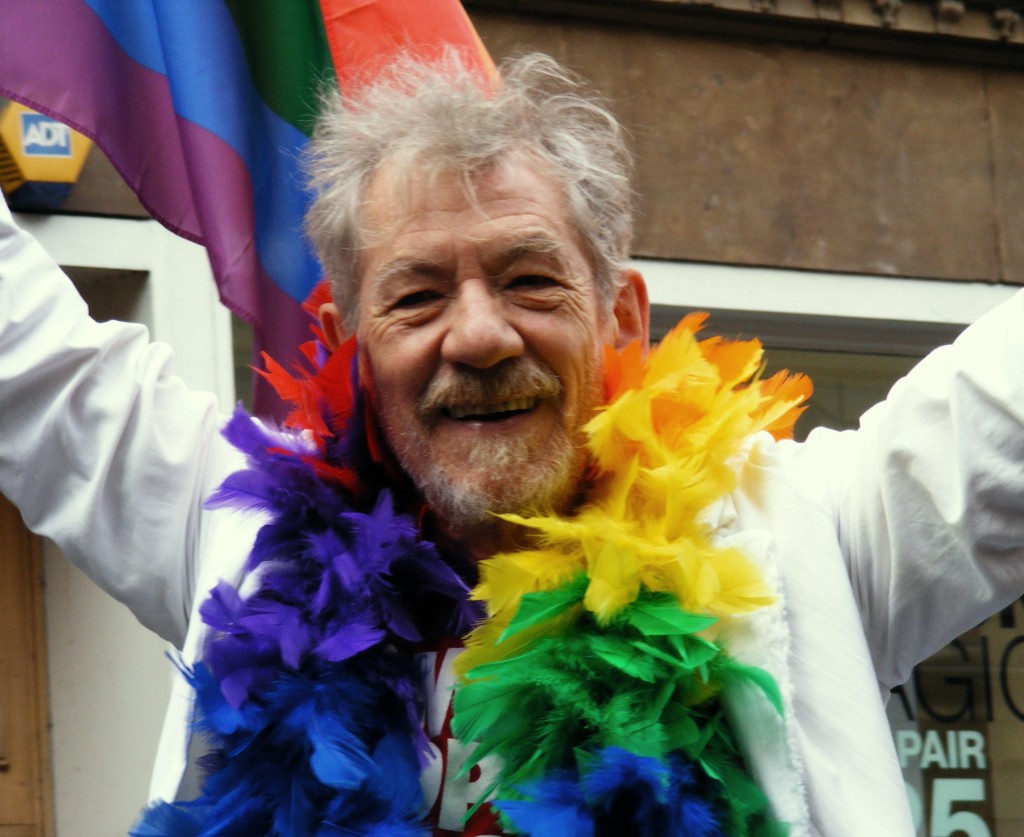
[303,51,635,327]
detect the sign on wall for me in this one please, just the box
[890,602,1024,836]
[0,101,91,210]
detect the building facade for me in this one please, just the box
[2,3,1023,833]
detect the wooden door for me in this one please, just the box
[0,495,53,836]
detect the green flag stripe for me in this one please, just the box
[225,0,335,135]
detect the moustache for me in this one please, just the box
[417,360,562,421]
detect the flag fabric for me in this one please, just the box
[0,0,492,416]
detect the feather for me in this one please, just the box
[456,583,786,833]
[496,748,729,837]
[129,801,204,837]
[500,577,587,641]
[582,747,670,829]
[315,614,386,662]
[498,772,594,837]
[309,722,378,790]
[623,595,718,637]
[181,662,428,835]
[145,299,806,834]
[583,541,644,624]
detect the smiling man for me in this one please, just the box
[329,159,644,557]
[2,51,1024,837]
[306,55,646,566]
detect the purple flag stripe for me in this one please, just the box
[0,2,200,239]
[0,1,311,413]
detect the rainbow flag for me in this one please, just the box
[0,0,492,415]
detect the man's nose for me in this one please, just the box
[440,280,524,368]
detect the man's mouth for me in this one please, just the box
[443,397,540,422]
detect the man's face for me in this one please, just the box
[355,158,616,533]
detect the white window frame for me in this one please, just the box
[635,258,1019,355]
[13,212,234,404]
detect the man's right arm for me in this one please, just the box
[0,193,237,647]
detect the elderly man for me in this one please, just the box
[2,52,1023,836]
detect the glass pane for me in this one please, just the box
[763,348,917,440]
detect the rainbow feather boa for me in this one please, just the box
[132,290,810,836]
[453,314,810,835]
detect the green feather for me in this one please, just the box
[665,631,721,668]
[586,633,665,682]
[453,580,787,833]
[718,659,785,715]
[623,594,719,636]
[498,577,587,641]
[659,703,702,752]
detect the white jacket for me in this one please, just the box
[3,196,1023,835]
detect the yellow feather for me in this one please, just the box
[584,541,644,624]
[459,314,811,662]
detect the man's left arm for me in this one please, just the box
[801,289,1024,690]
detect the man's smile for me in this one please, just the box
[443,397,540,421]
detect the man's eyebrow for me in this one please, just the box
[371,257,446,295]
[371,231,571,293]
[502,231,563,258]
[487,231,569,273]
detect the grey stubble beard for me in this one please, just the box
[381,360,594,534]
[399,423,586,533]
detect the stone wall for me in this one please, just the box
[472,7,1024,284]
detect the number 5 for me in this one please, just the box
[930,779,990,837]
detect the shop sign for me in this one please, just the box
[890,601,1024,836]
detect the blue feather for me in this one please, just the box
[497,748,729,837]
[498,771,594,837]
[309,722,378,790]
[130,801,204,837]
[143,347,475,833]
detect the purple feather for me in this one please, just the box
[316,614,386,662]
[148,343,475,834]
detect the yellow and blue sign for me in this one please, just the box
[21,112,74,157]
[0,101,92,211]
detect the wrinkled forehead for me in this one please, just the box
[359,150,572,247]
[342,149,607,332]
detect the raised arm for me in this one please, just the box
[0,194,238,646]
[795,290,1024,688]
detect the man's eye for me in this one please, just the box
[393,289,441,309]
[507,274,557,290]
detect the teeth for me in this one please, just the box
[447,398,537,420]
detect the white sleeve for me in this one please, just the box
[0,194,238,647]
[796,290,1024,689]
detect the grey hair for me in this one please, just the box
[303,51,635,328]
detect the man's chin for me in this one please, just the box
[383,414,591,541]
[417,466,575,533]
[409,435,588,537]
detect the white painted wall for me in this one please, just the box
[14,213,233,837]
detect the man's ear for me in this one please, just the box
[609,268,649,350]
[318,302,347,351]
